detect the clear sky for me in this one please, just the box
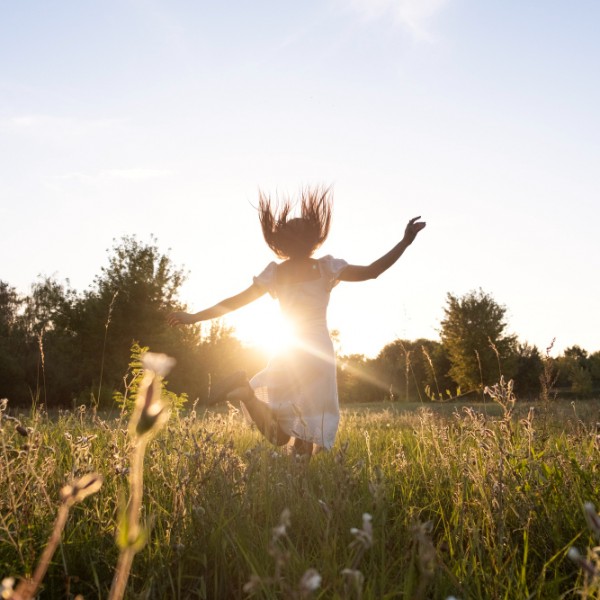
[1,0,599,358]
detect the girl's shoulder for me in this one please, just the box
[254,256,348,293]
[253,261,278,294]
[317,255,348,277]
[278,256,349,289]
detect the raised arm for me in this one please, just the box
[167,283,267,326]
[339,216,426,282]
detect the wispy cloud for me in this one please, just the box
[46,168,174,191]
[339,0,451,40]
[0,114,127,139]
[102,168,174,181]
[58,168,173,182]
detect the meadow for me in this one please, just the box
[2,383,600,599]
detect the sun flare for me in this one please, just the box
[228,303,297,357]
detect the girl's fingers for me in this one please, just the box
[167,313,181,326]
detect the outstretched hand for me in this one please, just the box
[167,311,196,327]
[403,216,426,245]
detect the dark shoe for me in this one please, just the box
[206,371,248,405]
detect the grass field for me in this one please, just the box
[2,387,600,599]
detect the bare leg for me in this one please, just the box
[229,386,291,446]
[292,437,314,457]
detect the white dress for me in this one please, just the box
[249,255,348,449]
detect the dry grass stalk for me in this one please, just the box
[13,473,103,600]
[108,352,174,600]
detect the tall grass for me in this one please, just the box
[2,391,600,598]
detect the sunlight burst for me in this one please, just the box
[230,305,297,356]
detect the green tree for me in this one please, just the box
[336,353,381,404]
[558,345,594,396]
[0,277,81,405]
[440,289,517,394]
[512,342,543,399]
[590,351,600,388]
[0,281,27,401]
[373,338,453,402]
[74,235,191,405]
[19,277,80,406]
[0,281,21,331]
[1,237,278,408]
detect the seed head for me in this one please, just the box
[318,499,331,517]
[243,574,262,594]
[350,513,373,549]
[341,568,364,594]
[130,353,175,437]
[1,577,15,599]
[141,352,176,377]
[272,508,291,541]
[60,473,103,506]
[299,568,322,593]
[568,546,598,576]
[584,502,600,539]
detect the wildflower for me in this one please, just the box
[130,352,175,437]
[411,520,436,578]
[141,351,176,376]
[350,513,373,550]
[341,568,364,597]
[584,502,600,539]
[75,434,96,445]
[568,546,598,577]
[318,499,331,517]
[243,574,263,594]
[368,465,385,506]
[173,542,185,555]
[298,568,321,593]
[60,473,104,506]
[335,440,349,464]
[1,577,15,599]
[272,508,291,540]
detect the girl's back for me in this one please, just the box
[275,258,320,285]
[254,256,348,339]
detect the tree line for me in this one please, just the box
[1,236,598,408]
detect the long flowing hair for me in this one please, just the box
[258,186,333,259]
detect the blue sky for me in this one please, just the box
[1,0,599,357]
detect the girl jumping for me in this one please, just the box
[168,186,425,456]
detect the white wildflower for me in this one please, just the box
[243,574,262,594]
[298,568,322,592]
[568,545,598,576]
[141,352,176,377]
[1,577,15,599]
[350,513,373,549]
[584,502,600,539]
[341,568,364,595]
